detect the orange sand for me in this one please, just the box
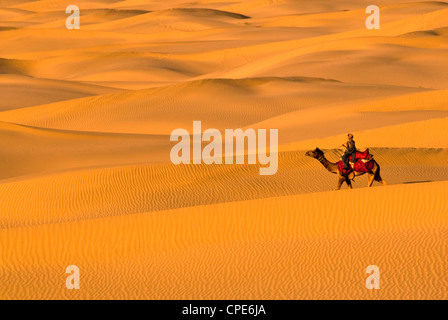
[0,0,447,299]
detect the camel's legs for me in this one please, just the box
[367,173,375,187]
[336,176,344,190]
[345,177,353,189]
[375,173,387,186]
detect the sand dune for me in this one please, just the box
[0,74,121,110]
[10,0,127,11]
[252,89,448,144]
[354,89,448,112]
[21,9,149,28]
[2,147,447,229]
[281,116,448,150]
[1,180,447,299]
[2,1,446,89]
[0,0,447,300]
[0,77,427,134]
[84,8,250,34]
[0,7,32,21]
[0,121,170,181]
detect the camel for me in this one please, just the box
[305,148,387,190]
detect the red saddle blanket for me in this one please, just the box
[354,149,372,160]
[337,149,374,175]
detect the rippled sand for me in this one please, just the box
[1,0,447,299]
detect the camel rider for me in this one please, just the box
[341,133,357,170]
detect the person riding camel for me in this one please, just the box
[341,133,357,170]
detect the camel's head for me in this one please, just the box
[305,147,324,159]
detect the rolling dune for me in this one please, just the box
[282,116,448,150]
[1,148,448,229]
[0,77,427,134]
[0,121,170,180]
[0,0,447,300]
[1,181,447,299]
[0,74,121,110]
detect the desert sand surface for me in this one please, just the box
[0,0,447,299]
[1,181,447,299]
